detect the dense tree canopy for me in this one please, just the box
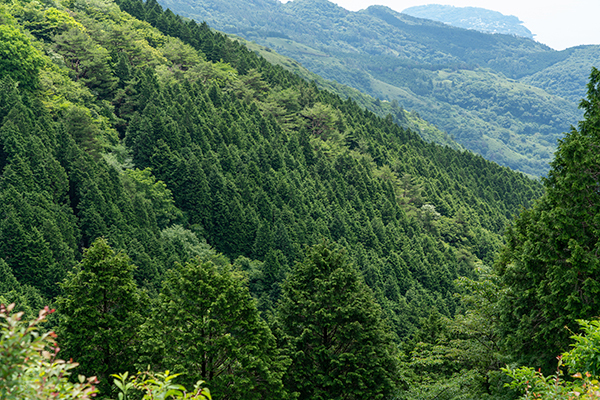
[0,0,554,397]
[277,242,400,399]
[56,238,145,393]
[496,67,600,370]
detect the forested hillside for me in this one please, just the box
[233,34,464,150]
[520,45,600,104]
[155,0,600,176]
[4,0,596,397]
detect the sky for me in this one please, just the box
[280,0,600,50]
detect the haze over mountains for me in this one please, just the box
[157,0,600,176]
[401,4,534,39]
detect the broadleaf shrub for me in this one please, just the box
[0,303,98,399]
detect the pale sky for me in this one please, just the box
[280,0,600,50]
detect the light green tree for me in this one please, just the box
[124,167,183,228]
[0,18,44,90]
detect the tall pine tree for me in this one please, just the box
[139,258,289,400]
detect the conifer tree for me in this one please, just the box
[139,258,288,400]
[496,67,600,370]
[56,238,145,395]
[277,242,400,399]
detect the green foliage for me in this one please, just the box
[53,27,118,99]
[399,267,514,400]
[159,225,213,264]
[57,238,146,395]
[0,258,46,319]
[503,319,600,399]
[0,18,44,90]
[23,6,86,41]
[277,242,400,399]
[111,371,211,400]
[0,78,79,299]
[139,258,288,400]
[301,102,344,138]
[563,320,600,377]
[61,103,105,154]
[0,303,98,399]
[124,167,183,228]
[496,67,600,370]
[160,36,204,72]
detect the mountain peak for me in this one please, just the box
[402,4,534,39]
[282,0,349,16]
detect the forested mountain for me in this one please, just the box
[3,0,599,397]
[155,0,600,176]
[0,0,541,322]
[402,4,535,39]
[233,34,464,150]
[520,45,600,104]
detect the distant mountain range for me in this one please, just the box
[157,0,600,176]
[402,4,534,39]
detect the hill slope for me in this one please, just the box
[0,0,550,396]
[0,0,543,341]
[520,45,600,104]
[155,0,595,176]
[234,35,463,150]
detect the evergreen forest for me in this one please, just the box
[1,0,600,398]
[156,0,600,177]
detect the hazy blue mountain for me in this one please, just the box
[402,4,534,39]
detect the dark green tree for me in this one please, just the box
[0,258,45,319]
[139,258,288,400]
[277,242,400,399]
[53,28,117,99]
[56,238,145,395]
[496,67,600,370]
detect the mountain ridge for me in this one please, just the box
[402,4,535,39]
[154,0,600,176]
